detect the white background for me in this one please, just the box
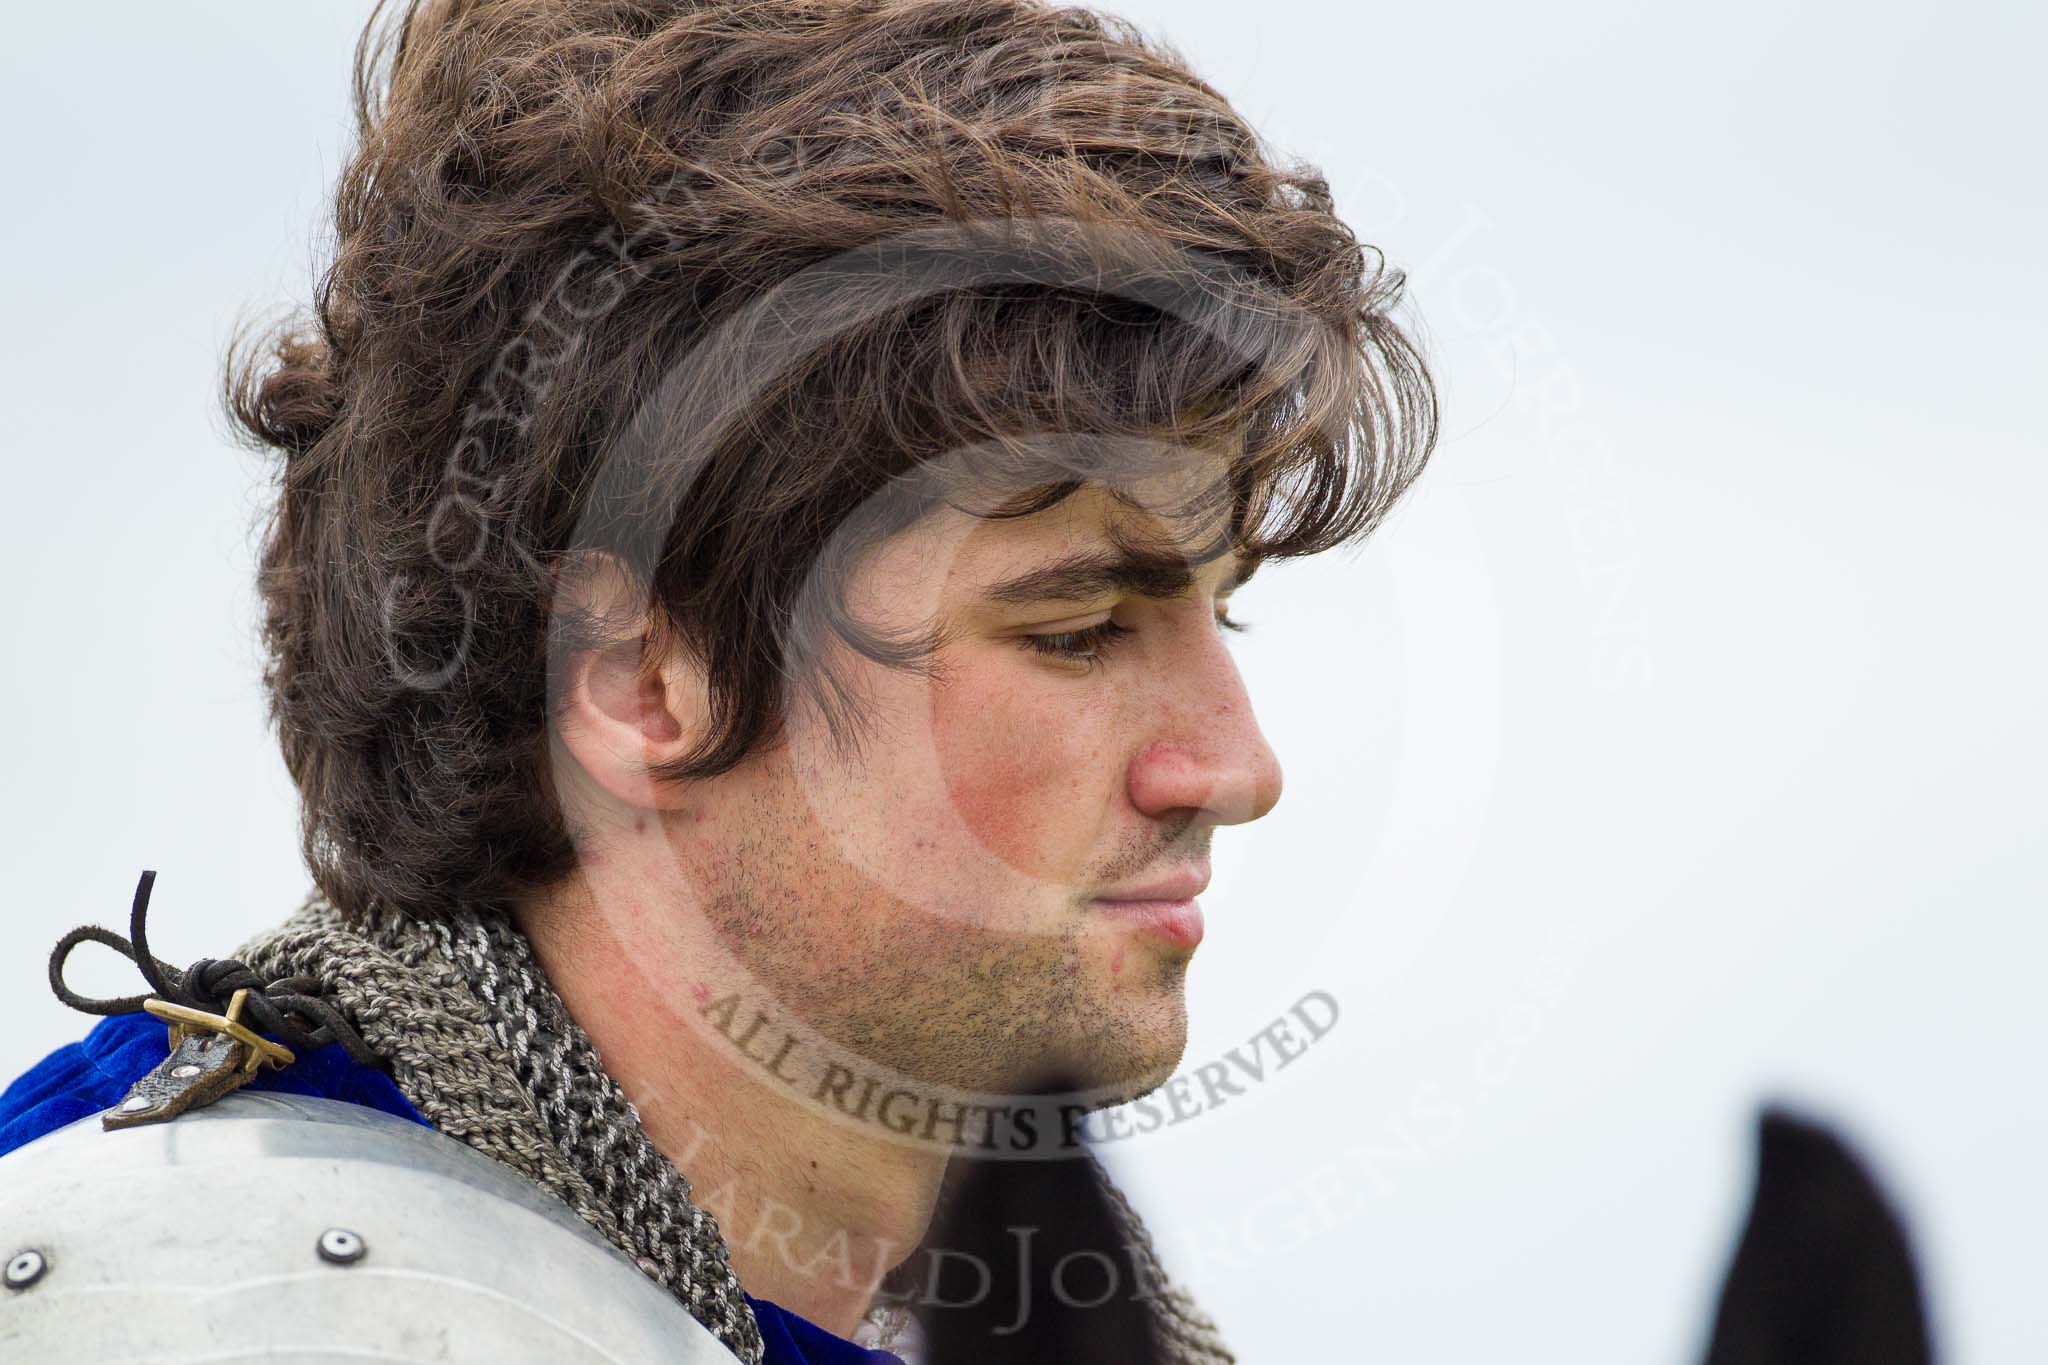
[3,2,2042,1360]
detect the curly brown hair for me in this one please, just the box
[224,0,1437,923]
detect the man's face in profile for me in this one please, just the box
[649,457,1284,1104]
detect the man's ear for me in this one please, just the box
[551,551,707,813]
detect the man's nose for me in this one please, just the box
[1125,646,1284,828]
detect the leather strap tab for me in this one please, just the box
[103,1031,257,1131]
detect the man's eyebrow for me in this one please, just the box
[976,545,1260,606]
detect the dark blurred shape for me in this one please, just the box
[1702,1106,1935,1365]
[913,1077,1162,1365]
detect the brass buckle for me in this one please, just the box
[143,988,296,1074]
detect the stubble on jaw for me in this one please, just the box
[667,686,1200,1107]
[697,859,1192,1104]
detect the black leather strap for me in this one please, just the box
[49,869,381,1067]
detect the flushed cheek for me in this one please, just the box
[926,669,1114,887]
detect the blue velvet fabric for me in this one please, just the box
[0,1010,426,1144]
[0,1011,901,1365]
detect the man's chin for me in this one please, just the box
[1046,1000,1187,1108]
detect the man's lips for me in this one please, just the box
[1089,895,1205,951]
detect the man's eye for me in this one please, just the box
[1020,620,1134,664]
[1020,610,1248,666]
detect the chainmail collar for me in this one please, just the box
[232,892,1234,1365]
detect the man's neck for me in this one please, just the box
[514,872,947,1337]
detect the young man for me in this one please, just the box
[3,1,1433,1360]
